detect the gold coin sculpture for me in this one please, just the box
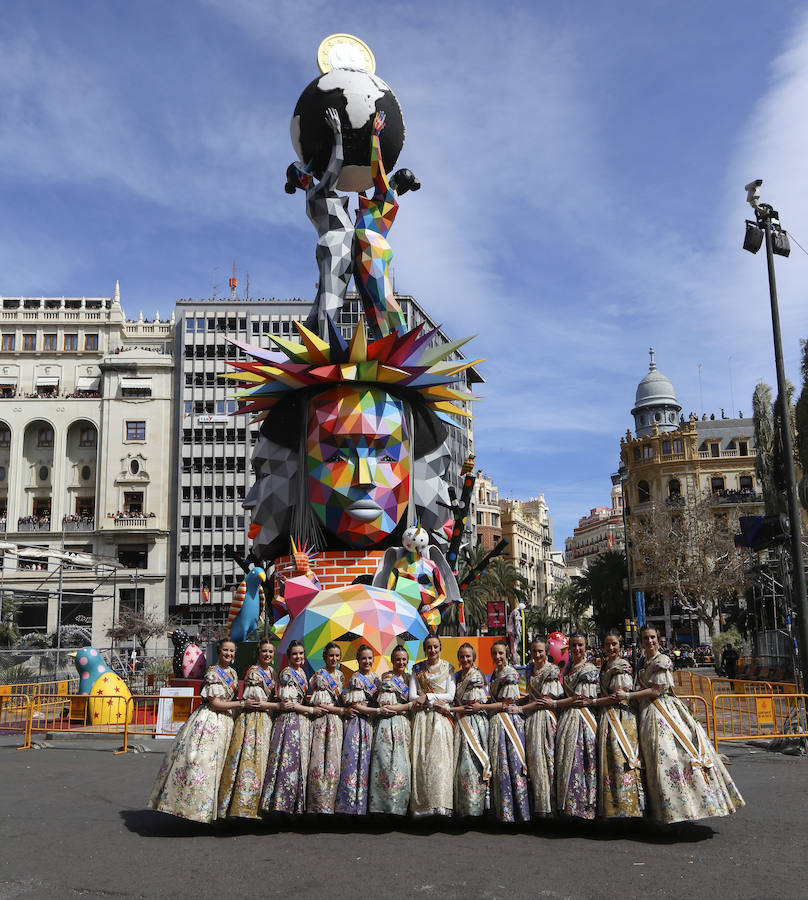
[317,34,376,74]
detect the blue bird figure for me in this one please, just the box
[228,566,267,642]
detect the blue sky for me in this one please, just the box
[2,1,808,547]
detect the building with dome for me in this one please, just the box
[619,349,764,644]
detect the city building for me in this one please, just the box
[619,348,764,643]
[0,287,174,648]
[170,291,482,626]
[564,481,625,568]
[499,495,554,607]
[474,470,501,551]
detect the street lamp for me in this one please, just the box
[743,179,808,690]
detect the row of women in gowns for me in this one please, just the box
[149,626,744,827]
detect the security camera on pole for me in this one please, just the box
[742,180,808,690]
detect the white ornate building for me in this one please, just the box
[0,286,173,648]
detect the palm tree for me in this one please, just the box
[574,550,630,632]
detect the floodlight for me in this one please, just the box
[743,221,763,254]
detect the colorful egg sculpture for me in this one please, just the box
[546,631,569,672]
[72,647,132,725]
[169,629,206,679]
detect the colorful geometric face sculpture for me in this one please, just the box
[306,384,410,547]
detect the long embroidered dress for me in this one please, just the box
[218,665,276,819]
[488,665,530,823]
[524,662,563,817]
[368,673,412,815]
[597,657,645,819]
[306,667,345,814]
[335,671,380,814]
[409,659,455,816]
[148,665,236,823]
[554,661,599,819]
[637,651,744,824]
[453,667,490,817]
[259,666,311,815]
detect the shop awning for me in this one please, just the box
[35,377,59,387]
[120,377,152,389]
[0,378,17,386]
[75,376,100,391]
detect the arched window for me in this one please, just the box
[669,479,681,499]
[638,480,650,503]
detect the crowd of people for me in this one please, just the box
[17,514,50,528]
[107,511,156,520]
[148,624,743,829]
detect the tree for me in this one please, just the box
[455,552,531,634]
[106,608,172,655]
[574,550,630,632]
[628,493,748,636]
[754,382,780,514]
[547,580,594,635]
[0,592,20,649]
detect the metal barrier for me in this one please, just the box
[712,692,808,743]
[0,693,32,749]
[0,679,77,701]
[28,693,131,740]
[117,693,202,754]
[677,693,714,747]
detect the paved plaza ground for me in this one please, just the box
[0,734,804,899]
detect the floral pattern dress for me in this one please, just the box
[259,666,311,815]
[597,657,645,819]
[368,673,412,815]
[218,665,276,819]
[554,661,599,819]
[148,665,236,823]
[453,667,490,817]
[409,659,455,816]
[488,665,530,823]
[637,652,744,824]
[524,662,563,817]
[306,668,345,814]
[335,671,380,815]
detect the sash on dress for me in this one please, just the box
[652,698,713,769]
[287,667,307,697]
[354,671,378,698]
[457,713,492,781]
[563,678,597,737]
[318,668,340,698]
[214,666,235,690]
[491,670,527,774]
[388,674,409,698]
[605,707,641,769]
[256,667,274,693]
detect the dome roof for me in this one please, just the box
[633,348,678,410]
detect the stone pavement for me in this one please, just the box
[0,736,804,899]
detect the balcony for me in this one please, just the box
[711,489,761,505]
[17,518,52,532]
[109,513,157,528]
[62,516,95,532]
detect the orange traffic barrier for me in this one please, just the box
[677,693,714,747]
[28,693,131,739]
[0,693,32,749]
[712,692,808,744]
[116,693,203,754]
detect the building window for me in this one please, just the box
[38,465,49,481]
[668,479,681,498]
[673,438,682,454]
[739,475,754,492]
[126,421,146,441]
[711,476,725,494]
[633,447,641,461]
[1,334,15,351]
[85,333,98,351]
[739,440,748,456]
[43,334,57,351]
[638,481,650,503]
[81,465,92,481]
[0,427,10,447]
[23,334,36,351]
[643,445,653,460]
[78,427,96,447]
[123,491,143,515]
[64,333,77,351]
[710,442,720,458]
[37,427,54,448]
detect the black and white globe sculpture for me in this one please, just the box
[291,68,405,192]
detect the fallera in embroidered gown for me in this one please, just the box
[554,661,599,820]
[368,673,412,815]
[306,667,345,814]
[409,659,455,816]
[523,662,563,817]
[217,665,276,820]
[488,665,530,823]
[452,666,490,817]
[335,671,380,815]
[148,665,236,824]
[597,657,645,819]
[637,652,744,824]
[259,667,311,815]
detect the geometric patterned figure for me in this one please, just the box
[287,108,354,340]
[354,111,406,338]
[276,584,428,677]
[169,629,205,679]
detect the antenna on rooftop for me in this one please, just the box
[229,261,238,300]
[244,271,250,300]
